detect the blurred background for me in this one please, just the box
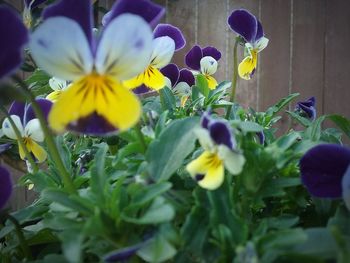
[2,0,350,208]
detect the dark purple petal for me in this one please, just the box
[202,46,221,61]
[256,131,265,145]
[201,112,211,129]
[104,244,141,262]
[0,166,12,210]
[296,97,316,120]
[8,101,26,123]
[185,45,203,71]
[0,143,12,154]
[153,24,186,51]
[160,63,179,87]
[133,85,152,95]
[0,7,29,79]
[255,20,264,41]
[25,99,53,124]
[209,121,234,149]
[68,112,118,135]
[228,9,258,43]
[106,0,165,28]
[25,0,48,9]
[300,144,350,198]
[43,0,93,46]
[342,165,350,210]
[178,69,195,86]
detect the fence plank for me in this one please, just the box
[292,0,326,116]
[228,0,259,109]
[324,0,350,118]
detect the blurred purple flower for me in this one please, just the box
[0,166,12,210]
[295,96,316,120]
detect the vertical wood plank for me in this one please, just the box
[197,0,227,81]
[166,0,196,68]
[228,0,259,109]
[259,0,291,132]
[292,0,326,116]
[324,0,350,118]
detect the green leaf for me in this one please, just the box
[286,110,311,127]
[327,114,350,139]
[55,136,72,173]
[146,117,199,181]
[90,143,108,203]
[113,142,143,165]
[238,121,264,132]
[265,93,299,118]
[155,110,169,137]
[59,229,84,263]
[159,86,176,111]
[195,74,209,98]
[131,182,172,207]
[137,234,176,262]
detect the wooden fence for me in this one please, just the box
[2,0,350,209]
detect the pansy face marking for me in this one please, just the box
[186,113,245,190]
[228,9,269,80]
[29,0,159,135]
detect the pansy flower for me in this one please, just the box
[228,9,269,80]
[46,77,69,102]
[295,96,316,120]
[29,0,160,135]
[300,144,350,210]
[0,6,29,79]
[2,99,52,163]
[160,63,195,106]
[0,166,12,210]
[186,113,245,190]
[185,45,221,90]
[124,24,186,92]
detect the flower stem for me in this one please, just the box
[225,38,240,119]
[134,122,146,153]
[11,75,76,194]
[0,105,38,173]
[6,214,32,260]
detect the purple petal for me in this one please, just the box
[201,112,211,129]
[178,69,195,86]
[228,9,258,43]
[296,97,316,120]
[0,143,12,154]
[104,244,141,262]
[133,85,152,95]
[25,0,48,9]
[202,46,221,61]
[300,144,350,198]
[342,165,350,210]
[43,0,93,46]
[68,113,118,135]
[9,101,26,123]
[255,20,264,41]
[0,7,28,79]
[153,24,186,51]
[185,45,203,71]
[25,99,53,124]
[160,63,179,87]
[209,121,234,149]
[256,131,265,145]
[106,0,165,28]
[0,166,12,210]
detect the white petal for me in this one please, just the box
[29,17,94,81]
[49,77,68,91]
[254,37,269,52]
[194,127,215,152]
[25,119,44,142]
[164,76,172,88]
[2,115,24,140]
[95,14,153,80]
[218,145,245,175]
[150,36,175,69]
[200,56,218,75]
[173,82,191,96]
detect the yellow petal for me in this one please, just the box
[48,74,141,133]
[180,96,189,107]
[27,139,47,163]
[18,141,26,160]
[238,51,257,80]
[186,151,224,190]
[124,66,165,91]
[205,75,218,90]
[46,90,62,102]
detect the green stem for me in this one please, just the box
[12,75,76,194]
[7,214,32,260]
[225,38,240,119]
[134,123,146,153]
[0,105,38,173]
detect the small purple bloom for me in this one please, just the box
[300,144,350,198]
[0,166,12,210]
[185,45,221,71]
[0,143,12,154]
[103,0,165,28]
[161,64,195,88]
[256,131,265,145]
[154,24,186,51]
[0,6,29,79]
[209,121,234,150]
[104,244,141,262]
[295,96,316,120]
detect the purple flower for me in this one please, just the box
[228,9,268,80]
[185,45,221,90]
[0,6,29,79]
[0,166,12,210]
[295,97,316,120]
[300,144,350,200]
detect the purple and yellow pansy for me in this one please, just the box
[228,9,269,80]
[186,112,245,190]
